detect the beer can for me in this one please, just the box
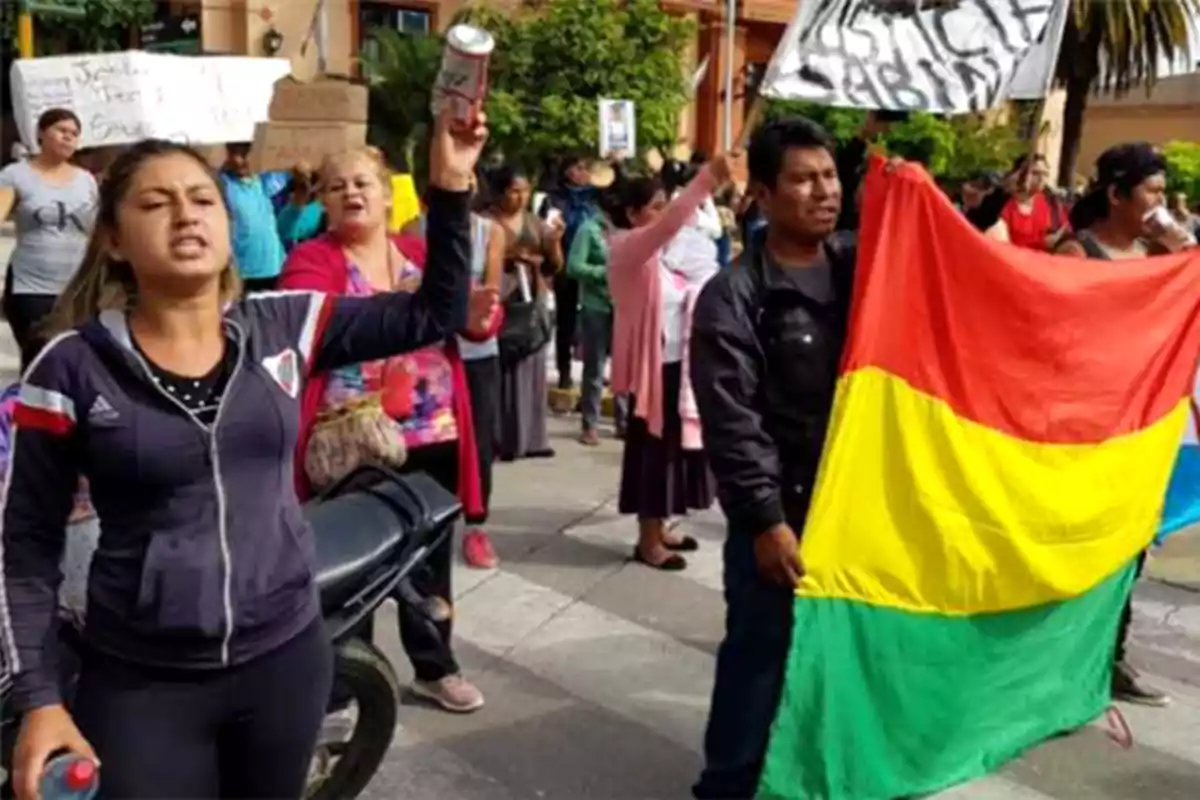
[431,24,494,125]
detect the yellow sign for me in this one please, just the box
[390,174,420,233]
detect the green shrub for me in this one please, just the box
[1162,141,1200,205]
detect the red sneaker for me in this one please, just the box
[462,530,499,569]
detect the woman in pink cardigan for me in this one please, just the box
[608,154,733,571]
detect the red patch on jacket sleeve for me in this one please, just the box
[14,403,75,436]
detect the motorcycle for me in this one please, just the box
[0,464,460,800]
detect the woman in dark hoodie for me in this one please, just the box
[2,110,492,799]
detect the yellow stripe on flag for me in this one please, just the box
[798,367,1186,615]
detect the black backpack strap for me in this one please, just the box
[1074,231,1111,260]
[824,231,857,325]
[1045,189,1063,231]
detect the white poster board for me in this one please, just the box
[760,0,1062,113]
[599,99,636,159]
[10,52,291,151]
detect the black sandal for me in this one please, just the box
[631,548,688,572]
[663,535,699,553]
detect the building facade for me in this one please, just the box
[189,0,795,158]
[5,1,1176,183]
[1075,74,1200,181]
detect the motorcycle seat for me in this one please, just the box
[307,490,409,608]
[304,471,462,609]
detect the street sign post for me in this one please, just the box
[140,11,202,54]
[24,0,86,14]
[17,0,89,59]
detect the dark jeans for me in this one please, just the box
[6,291,57,372]
[72,620,333,799]
[694,532,794,799]
[553,273,579,388]
[579,306,626,432]
[463,355,500,525]
[396,441,460,681]
[1114,550,1148,664]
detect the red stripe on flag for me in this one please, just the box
[846,157,1200,444]
[14,403,75,436]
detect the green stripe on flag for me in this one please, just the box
[757,562,1136,800]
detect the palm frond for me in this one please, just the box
[1060,0,1199,96]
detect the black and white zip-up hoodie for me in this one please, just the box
[0,187,472,712]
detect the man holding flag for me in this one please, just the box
[689,116,854,799]
[685,1,1192,797]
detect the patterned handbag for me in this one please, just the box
[304,394,409,492]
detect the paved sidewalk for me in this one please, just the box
[362,414,1200,800]
[1148,530,1200,592]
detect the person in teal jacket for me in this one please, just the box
[567,214,627,444]
[276,163,325,252]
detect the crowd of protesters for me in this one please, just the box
[0,102,1194,799]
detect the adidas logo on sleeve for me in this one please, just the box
[87,394,119,426]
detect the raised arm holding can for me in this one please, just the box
[432,25,495,127]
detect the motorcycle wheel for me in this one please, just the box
[305,638,399,800]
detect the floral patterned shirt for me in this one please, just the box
[320,260,458,449]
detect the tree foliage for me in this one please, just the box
[1053,0,1200,185]
[1162,140,1200,204]
[30,0,154,55]
[763,100,1023,184]
[359,27,445,174]
[453,0,694,168]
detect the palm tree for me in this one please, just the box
[1055,0,1200,187]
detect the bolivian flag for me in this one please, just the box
[758,159,1200,799]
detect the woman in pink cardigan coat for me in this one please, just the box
[608,154,734,571]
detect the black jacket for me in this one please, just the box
[689,230,857,538]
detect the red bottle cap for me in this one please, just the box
[64,759,96,791]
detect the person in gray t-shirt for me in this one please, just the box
[0,107,97,368]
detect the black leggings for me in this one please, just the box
[396,441,460,681]
[72,620,333,799]
[553,273,579,387]
[1114,550,1148,664]
[5,291,57,372]
[463,356,499,525]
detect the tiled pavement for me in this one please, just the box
[361,415,1200,800]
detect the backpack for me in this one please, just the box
[1045,188,1066,232]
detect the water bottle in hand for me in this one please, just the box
[39,754,98,800]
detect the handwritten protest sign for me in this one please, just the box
[268,78,368,123]
[251,122,368,173]
[759,0,1062,113]
[251,77,368,172]
[10,52,291,150]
